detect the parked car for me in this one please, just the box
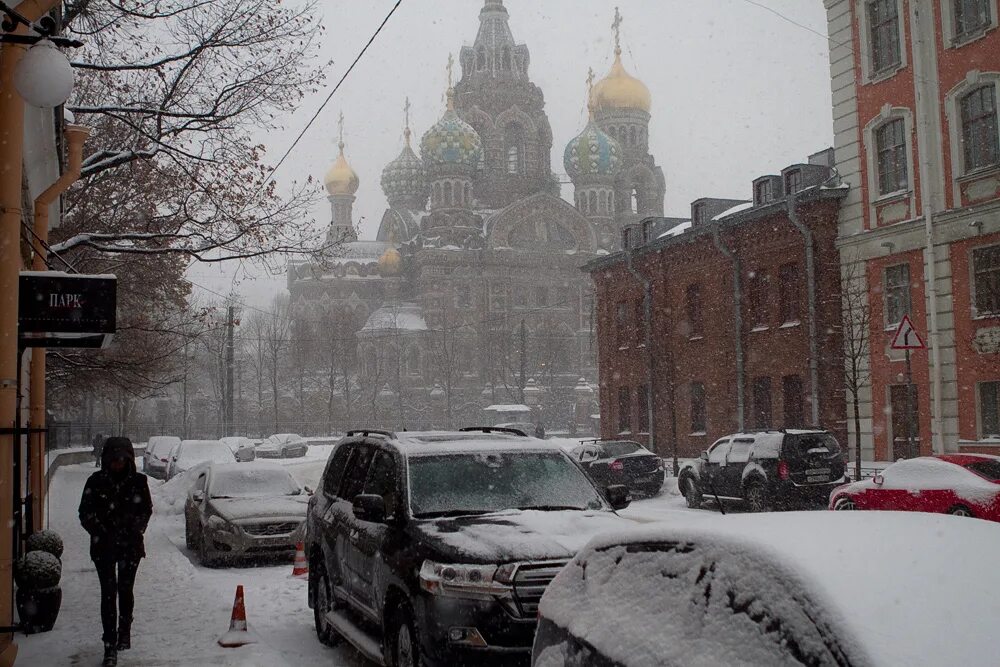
[305,428,634,667]
[184,462,310,565]
[305,435,342,448]
[532,512,1000,667]
[830,454,1000,520]
[166,439,237,479]
[569,439,663,497]
[144,435,180,479]
[257,433,308,459]
[219,436,256,462]
[677,429,846,511]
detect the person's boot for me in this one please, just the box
[116,621,131,650]
[102,642,117,666]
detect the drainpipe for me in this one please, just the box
[711,226,744,430]
[624,247,656,456]
[28,122,90,532]
[785,195,821,426]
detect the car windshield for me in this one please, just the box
[785,433,841,459]
[602,441,646,457]
[209,468,299,499]
[965,460,1000,482]
[408,451,606,517]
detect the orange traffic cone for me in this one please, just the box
[290,542,308,579]
[218,585,256,647]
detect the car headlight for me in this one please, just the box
[207,515,238,534]
[418,560,513,600]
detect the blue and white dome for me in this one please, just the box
[381,133,427,207]
[420,93,483,175]
[564,120,622,180]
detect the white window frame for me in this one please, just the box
[941,0,998,46]
[857,0,908,84]
[971,242,1000,318]
[863,106,917,224]
[978,380,1000,439]
[943,71,1000,207]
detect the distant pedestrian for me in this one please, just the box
[534,422,546,439]
[92,433,105,467]
[79,437,153,667]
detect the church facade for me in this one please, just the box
[287,0,665,432]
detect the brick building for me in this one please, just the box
[825,0,1000,460]
[585,153,848,461]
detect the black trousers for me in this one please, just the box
[94,558,140,644]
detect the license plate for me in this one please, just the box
[806,474,829,483]
[806,468,830,475]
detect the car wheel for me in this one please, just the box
[948,505,974,518]
[744,482,770,513]
[312,565,341,647]
[390,602,422,667]
[682,478,703,509]
[832,496,856,511]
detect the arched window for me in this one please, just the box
[605,191,612,213]
[501,47,511,71]
[629,126,637,146]
[432,182,441,206]
[407,347,421,376]
[444,181,453,206]
[476,48,487,71]
[587,191,596,214]
[505,126,524,175]
[961,85,999,172]
[365,348,377,377]
[631,187,640,214]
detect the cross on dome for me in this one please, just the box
[612,7,623,56]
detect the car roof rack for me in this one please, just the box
[459,426,527,437]
[345,429,396,439]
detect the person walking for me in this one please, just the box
[91,432,105,467]
[79,437,153,667]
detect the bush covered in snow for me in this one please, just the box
[25,530,64,559]
[14,551,61,589]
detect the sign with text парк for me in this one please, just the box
[18,272,116,348]
[890,314,926,351]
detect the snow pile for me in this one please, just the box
[540,512,1000,667]
[150,462,209,515]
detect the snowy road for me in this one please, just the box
[19,456,712,666]
[19,462,368,666]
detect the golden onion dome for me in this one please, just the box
[377,247,402,276]
[324,141,360,196]
[591,51,651,113]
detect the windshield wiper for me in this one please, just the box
[516,505,586,511]
[414,509,494,518]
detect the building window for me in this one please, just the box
[693,203,709,225]
[973,244,1000,316]
[868,0,901,75]
[884,263,912,326]
[501,47,511,71]
[616,301,629,347]
[961,85,999,172]
[954,0,992,39]
[476,47,487,71]
[686,283,703,338]
[505,126,523,175]
[618,386,631,433]
[980,381,1000,438]
[876,118,908,194]
[690,382,706,433]
[749,271,769,328]
[637,384,649,433]
[621,227,632,250]
[457,285,472,308]
[407,347,421,376]
[489,285,507,312]
[752,377,772,430]
[630,187,639,214]
[641,219,653,244]
[889,384,920,458]
[778,263,801,323]
[783,375,804,427]
[755,180,773,205]
[785,170,803,195]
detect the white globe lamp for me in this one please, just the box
[14,40,75,108]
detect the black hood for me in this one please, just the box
[101,437,137,474]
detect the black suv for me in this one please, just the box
[677,430,847,512]
[304,428,633,667]
[568,440,664,497]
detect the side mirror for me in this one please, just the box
[699,451,709,462]
[353,494,387,523]
[605,484,631,511]
[304,485,314,496]
[872,473,885,486]
[192,491,205,502]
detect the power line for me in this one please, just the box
[257,0,404,193]
[736,0,844,47]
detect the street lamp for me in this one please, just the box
[13,39,73,108]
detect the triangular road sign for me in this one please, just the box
[890,314,926,350]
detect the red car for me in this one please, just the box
[829,454,1000,521]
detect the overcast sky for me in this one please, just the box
[190,0,834,308]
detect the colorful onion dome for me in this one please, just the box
[420,89,483,174]
[564,118,623,179]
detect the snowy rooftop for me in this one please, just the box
[484,404,531,413]
[359,301,428,333]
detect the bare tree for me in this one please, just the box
[841,256,872,480]
[260,296,291,433]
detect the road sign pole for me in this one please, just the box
[905,347,916,459]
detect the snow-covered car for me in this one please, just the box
[256,433,308,458]
[184,462,310,565]
[143,435,180,479]
[165,440,237,479]
[830,454,1000,521]
[219,436,256,462]
[532,512,1000,667]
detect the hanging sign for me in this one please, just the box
[18,271,116,348]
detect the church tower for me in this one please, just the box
[323,112,360,243]
[381,98,428,211]
[591,8,665,232]
[454,0,556,209]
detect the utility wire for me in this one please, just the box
[737,0,849,49]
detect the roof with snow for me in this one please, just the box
[359,301,428,334]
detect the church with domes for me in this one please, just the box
[287,1,666,431]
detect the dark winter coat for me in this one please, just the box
[79,438,153,563]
